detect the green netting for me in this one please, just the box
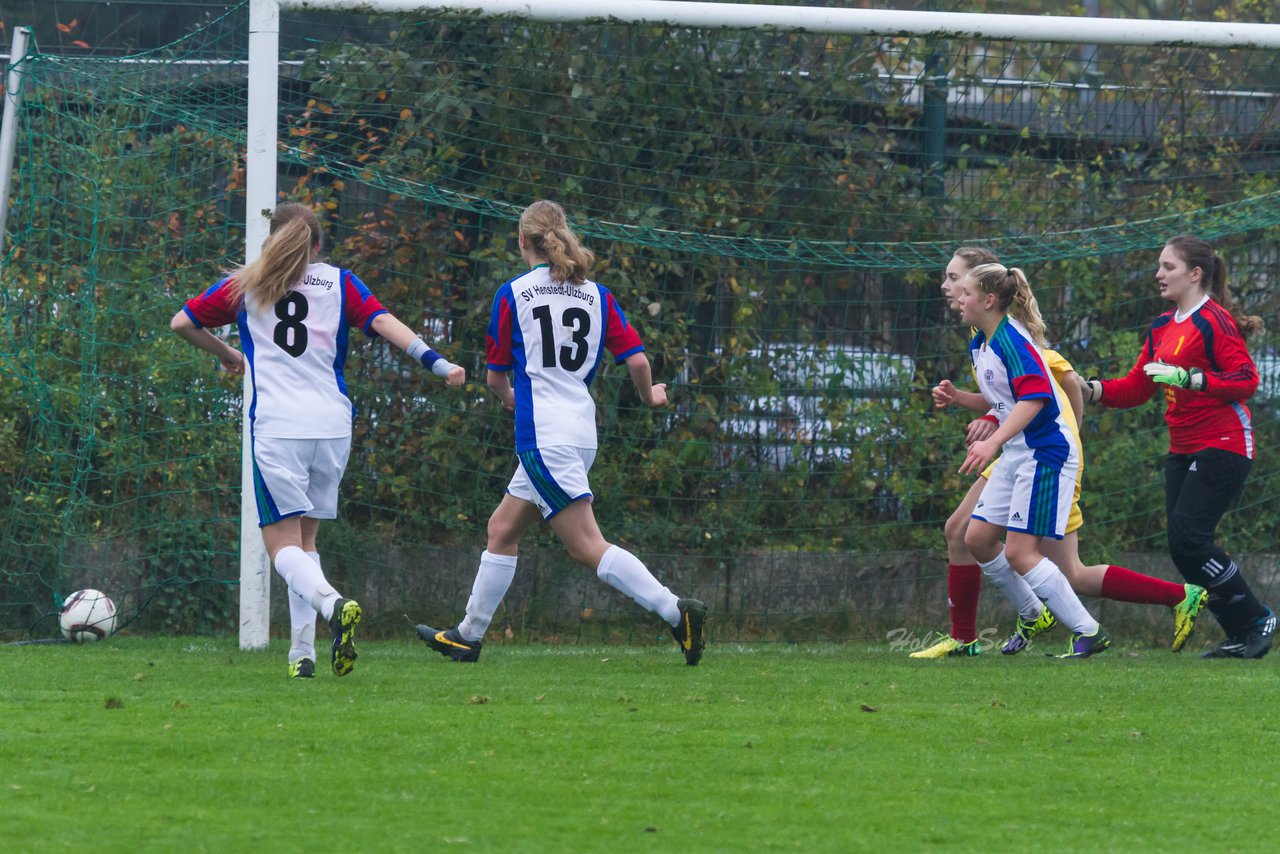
[1,2,1278,645]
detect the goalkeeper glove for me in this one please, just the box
[1143,361,1205,391]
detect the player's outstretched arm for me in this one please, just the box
[169,310,244,375]
[1084,345,1161,410]
[623,353,666,408]
[956,391,991,413]
[371,313,466,386]
[933,379,992,413]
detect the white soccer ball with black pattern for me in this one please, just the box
[59,589,118,642]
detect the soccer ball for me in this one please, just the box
[59,589,118,642]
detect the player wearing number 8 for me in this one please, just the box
[415,200,707,665]
[171,202,466,678]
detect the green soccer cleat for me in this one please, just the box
[909,634,982,659]
[1171,584,1208,653]
[1055,626,1111,659]
[329,598,361,677]
[672,598,708,666]
[1000,606,1057,655]
[287,658,315,679]
[416,624,483,662]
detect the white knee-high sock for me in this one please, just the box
[274,545,340,622]
[286,551,321,663]
[288,588,316,662]
[1023,557,1099,635]
[979,548,1043,620]
[457,550,518,643]
[596,545,681,626]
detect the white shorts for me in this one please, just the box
[251,435,352,527]
[507,445,596,520]
[972,452,1077,540]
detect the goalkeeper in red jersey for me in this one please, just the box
[1082,235,1274,659]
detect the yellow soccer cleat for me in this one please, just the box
[329,598,361,676]
[1000,606,1057,655]
[909,634,981,659]
[1171,584,1208,653]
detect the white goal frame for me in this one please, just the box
[240,0,1280,648]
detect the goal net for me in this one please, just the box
[2,0,1278,644]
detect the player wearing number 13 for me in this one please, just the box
[171,202,466,679]
[415,200,707,665]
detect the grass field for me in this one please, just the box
[3,635,1278,851]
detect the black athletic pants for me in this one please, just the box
[1165,448,1269,637]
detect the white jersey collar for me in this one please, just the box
[1174,294,1209,323]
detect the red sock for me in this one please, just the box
[948,563,982,643]
[1100,565,1185,607]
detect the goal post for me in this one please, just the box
[0,26,34,276]
[239,0,282,649]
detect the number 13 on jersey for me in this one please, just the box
[532,304,592,371]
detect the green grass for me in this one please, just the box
[3,636,1278,851]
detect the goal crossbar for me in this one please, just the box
[280,0,1280,49]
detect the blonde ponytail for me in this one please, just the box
[1008,270,1048,346]
[968,263,1049,346]
[519,200,595,285]
[226,203,322,309]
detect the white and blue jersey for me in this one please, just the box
[970,316,1080,538]
[969,316,1076,470]
[486,265,644,453]
[183,262,387,439]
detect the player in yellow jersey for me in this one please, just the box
[908,247,1206,659]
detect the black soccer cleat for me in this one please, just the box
[1201,637,1247,659]
[1203,609,1277,660]
[288,658,315,679]
[417,624,482,662]
[671,598,708,666]
[1240,608,1276,659]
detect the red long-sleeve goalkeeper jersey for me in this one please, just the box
[1098,297,1258,459]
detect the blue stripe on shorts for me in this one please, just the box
[1027,461,1061,538]
[251,455,301,528]
[518,449,575,515]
